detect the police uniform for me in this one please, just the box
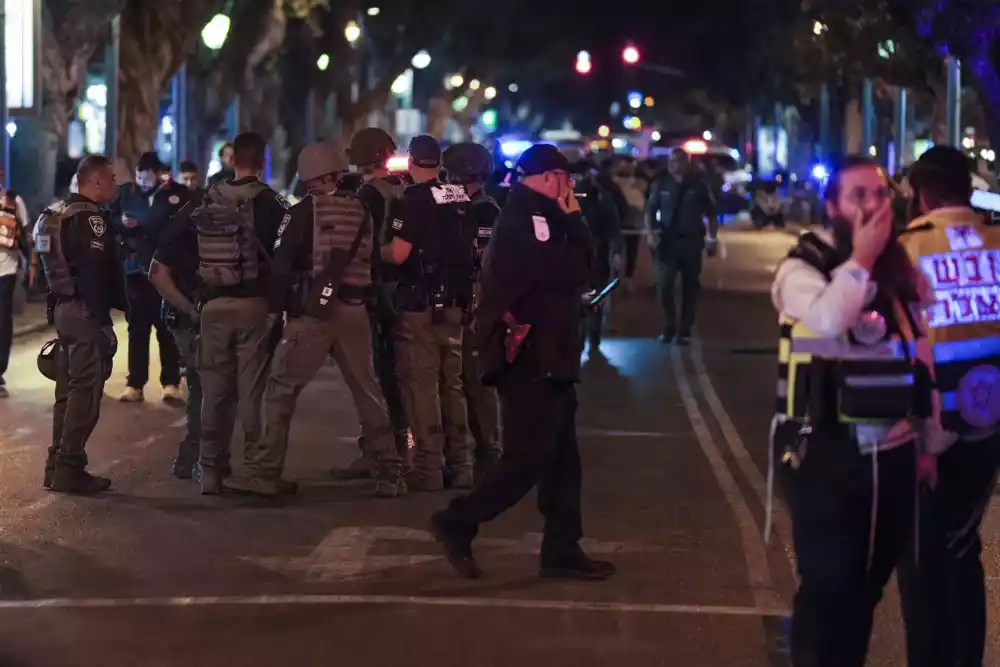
[390,136,476,491]
[573,163,622,349]
[230,142,404,497]
[771,229,930,667]
[0,189,28,393]
[643,170,718,343]
[895,190,1000,667]
[443,142,502,473]
[151,207,203,479]
[431,145,615,581]
[35,194,127,493]
[191,173,288,494]
[111,152,185,398]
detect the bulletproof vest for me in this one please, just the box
[366,177,407,244]
[311,191,372,287]
[423,184,477,299]
[471,194,500,249]
[33,200,102,297]
[0,192,19,250]
[655,176,706,236]
[194,180,268,288]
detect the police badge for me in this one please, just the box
[88,216,106,237]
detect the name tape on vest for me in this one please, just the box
[431,185,470,205]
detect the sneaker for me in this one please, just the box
[49,468,113,495]
[540,551,616,581]
[120,387,144,403]
[330,455,374,480]
[224,475,299,497]
[161,385,184,407]
[375,478,408,498]
[430,512,482,579]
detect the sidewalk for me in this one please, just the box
[14,301,50,338]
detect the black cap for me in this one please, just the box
[408,135,442,168]
[515,144,570,176]
[137,151,166,172]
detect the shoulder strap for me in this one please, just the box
[786,231,839,280]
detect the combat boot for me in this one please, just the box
[49,467,112,495]
[430,511,482,579]
[200,467,223,495]
[171,441,199,480]
[405,469,444,492]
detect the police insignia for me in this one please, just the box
[851,310,887,346]
[88,216,106,237]
[168,195,181,205]
[35,234,51,253]
[391,218,403,231]
[430,185,470,205]
[957,365,1000,429]
[532,215,550,242]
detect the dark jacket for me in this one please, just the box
[644,172,718,247]
[477,184,593,384]
[63,194,128,324]
[111,180,192,276]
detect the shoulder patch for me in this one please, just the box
[531,215,550,242]
[787,231,838,277]
[391,218,403,231]
[168,194,181,205]
[944,224,984,251]
[430,184,471,205]
[88,216,106,238]
[35,234,51,253]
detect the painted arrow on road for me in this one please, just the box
[244,526,662,582]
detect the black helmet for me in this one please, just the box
[37,339,61,382]
[443,142,493,184]
[347,128,397,167]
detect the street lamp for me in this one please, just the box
[201,14,230,50]
[316,53,330,71]
[484,86,497,100]
[622,45,640,65]
[345,20,361,44]
[448,74,465,89]
[367,7,380,16]
[411,49,431,70]
[813,20,827,35]
[508,83,519,93]
[469,79,481,91]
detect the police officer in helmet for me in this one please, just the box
[430,144,616,581]
[333,127,411,479]
[35,155,127,494]
[443,142,501,476]
[382,135,476,491]
[228,141,405,497]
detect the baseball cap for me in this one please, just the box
[516,144,570,177]
[298,141,349,181]
[408,135,442,168]
[136,151,166,173]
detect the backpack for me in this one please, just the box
[193,180,269,288]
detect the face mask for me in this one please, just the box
[135,171,157,189]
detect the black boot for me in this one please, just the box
[430,511,482,579]
[171,441,198,480]
[49,467,112,495]
[540,548,616,581]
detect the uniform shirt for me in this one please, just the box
[390,179,462,289]
[62,194,128,325]
[151,205,199,301]
[358,175,406,283]
[477,184,593,383]
[267,195,315,313]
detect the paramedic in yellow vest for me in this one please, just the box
[0,167,29,398]
[771,156,934,667]
[894,145,1000,667]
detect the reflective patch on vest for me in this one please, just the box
[944,225,984,251]
[430,184,470,205]
[957,365,1000,429]
[478,227,492,238]
[90,239,105,251]
[89,216,106,237]
[277,213,291,237]
[276,194,291,210]
[35,234,51,253]
[919,249,1000,328]
[851,310,888,346]
[532,215,550,242]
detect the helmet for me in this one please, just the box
[37,338,61,382]
[348,128,397,167]
[443,143,493,184]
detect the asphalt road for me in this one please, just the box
[0,227,977,666]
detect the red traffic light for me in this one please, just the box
[575,59,592,75]
[622,45,640,65]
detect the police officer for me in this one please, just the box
[770,156,934,667]
[643,149,718,345]
[443,142,502,475]
[112,151,183,404]
[35,155,127,494]
[224,142,403,497]
[573,159,622,351]
[192,132,288,495]
[148,201,203,480]
[334,127,410,478]
[382,135,476,491]
[895,146,1000,667]
[430,144,616,581]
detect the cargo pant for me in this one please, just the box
[198,297,272,473]
[169,323,201,465]
[248,302,400,481]
[370,281,409,459]
[396,307,470,485]
[49,299,112,473]
[461,324,500,468]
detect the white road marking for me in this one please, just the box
[135,435,161,450]
[247,526,661,583]
[690,337,796,577]
[669,346,783,611]
[0,593,789,616]
[577,428,684,438]
[169,417,188,429]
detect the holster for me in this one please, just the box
[302,248,352,320]
[773,419,810,470]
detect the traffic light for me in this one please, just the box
[622,45,640,65]
[575,50,592,75]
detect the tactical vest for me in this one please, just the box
[902,210,1000,436]
[0,192,19,250]
[194,180,268,288]
[33,200,102,297]
[423,184,477,303]
[471,193,499,251]
[311,191,372,288]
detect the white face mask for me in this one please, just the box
[135,170,158,189]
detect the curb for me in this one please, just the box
[13,321,51,339]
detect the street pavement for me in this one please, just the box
[0,227,982,666]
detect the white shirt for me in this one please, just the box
[0,191,28,278]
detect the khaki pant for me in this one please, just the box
[248,303,399,480]
[396,307,470,480]
[199,297,272,471]
[461,324,500,463]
